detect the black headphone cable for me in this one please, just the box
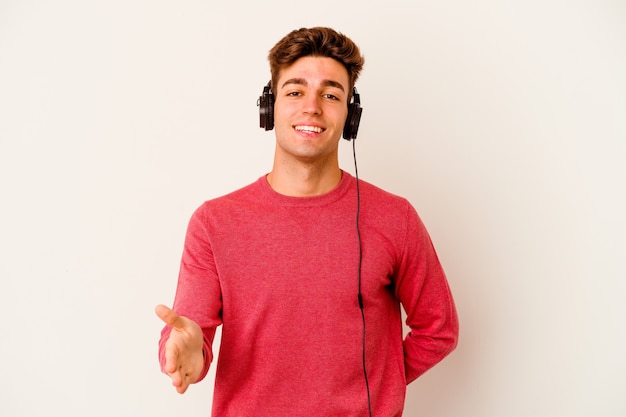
[353,139,373,417]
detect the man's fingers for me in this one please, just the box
[174,375,190,394]
[155,304,186,329]
[163,340,179,374]
[166,362,191,394]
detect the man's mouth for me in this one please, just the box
[294,125,324,134]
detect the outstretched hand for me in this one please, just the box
[155,304,204,394]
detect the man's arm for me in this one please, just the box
[396,205,459,383]
[156,204,223,392]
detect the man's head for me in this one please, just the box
[264,28,365,174]
[268,27,365,96]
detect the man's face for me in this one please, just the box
[272,56,350,165]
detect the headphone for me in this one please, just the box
[258,82,363,140]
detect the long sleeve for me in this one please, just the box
[395,204,459,383]
[158,204,223,382]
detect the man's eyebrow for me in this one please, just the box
[281,78,346,92]
[281,78,307,89]
[321,80,346,92]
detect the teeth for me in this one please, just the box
[295,125,323,133]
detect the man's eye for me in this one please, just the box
[287,91,302,97]
[324,94,339,100]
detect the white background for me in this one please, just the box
[1,1,624,416]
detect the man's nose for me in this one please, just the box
[302,94,322,115]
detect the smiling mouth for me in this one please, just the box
[294,125,324,134]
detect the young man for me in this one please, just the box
[156,27,459,416]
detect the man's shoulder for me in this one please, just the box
[358,177,411,208]
[196,176,266,211]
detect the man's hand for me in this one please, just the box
[155,304,204,394]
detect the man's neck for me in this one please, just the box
[267,164,342,197]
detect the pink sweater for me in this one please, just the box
[159,171,458,416]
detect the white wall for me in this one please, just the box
[1,1,624,416]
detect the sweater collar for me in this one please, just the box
[257,169,354,207]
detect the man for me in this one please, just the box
[156,27,458,416]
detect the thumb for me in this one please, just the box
[155,304,186,329]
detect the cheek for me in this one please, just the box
[336,108,349,128]
[273,102,293,125]
[272,106,293,139]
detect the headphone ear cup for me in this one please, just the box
[258,83,274,131]
[343,101,362,140]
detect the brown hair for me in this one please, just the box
[268,27,365,95]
